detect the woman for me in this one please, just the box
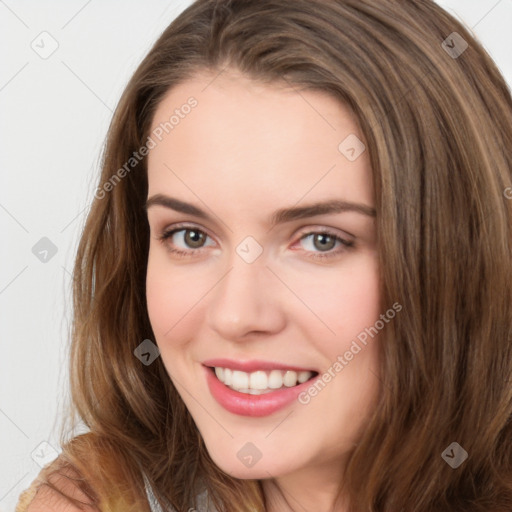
[17,0,512,511]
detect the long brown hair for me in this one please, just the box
[35,0,512,510]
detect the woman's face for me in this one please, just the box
[146,69,382,481]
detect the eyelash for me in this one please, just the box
[156,223,354,261]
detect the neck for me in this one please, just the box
[261,461,351,512]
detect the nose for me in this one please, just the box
[206,253,286,342]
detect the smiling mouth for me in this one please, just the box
[206,366,319,395]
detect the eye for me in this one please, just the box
[157,225,215,257]
[295,230,354,260]
[156,224,354,261]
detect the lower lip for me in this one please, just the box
[203,365,317,417]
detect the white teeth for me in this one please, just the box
[214,367,224,381]
[268,370,284,389]
[236,388,274,395]
[283,371,298,387]
[249,371,268,390]
[212,367,314,393]
[231,370,249,389]
[297,371,311,383]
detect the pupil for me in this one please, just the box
[315,234,335,251]
[186,230,204,248]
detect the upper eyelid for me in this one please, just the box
[158,222,215,242]
[148,208,363,237]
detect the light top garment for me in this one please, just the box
[14,467,218,511]
[143,472,219,512]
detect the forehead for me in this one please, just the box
[147,71,373,208]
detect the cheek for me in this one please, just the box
[146,245,380,356]
[335,259,381,335]
[145,254,199,382]
[145,247,216,357]
[145,248,194,341]
[146,250,170,336]
[293,252,381,349]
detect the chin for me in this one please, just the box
[200,435,296,480]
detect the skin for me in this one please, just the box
[145,68,382,512]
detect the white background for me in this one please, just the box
[1,1,511,510]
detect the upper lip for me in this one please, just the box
[202,358,317,373]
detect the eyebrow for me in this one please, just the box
[145,194,376,227]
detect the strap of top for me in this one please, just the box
[142,472,218,512]
[142,472,175,512]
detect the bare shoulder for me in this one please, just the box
[16,457,100,512]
